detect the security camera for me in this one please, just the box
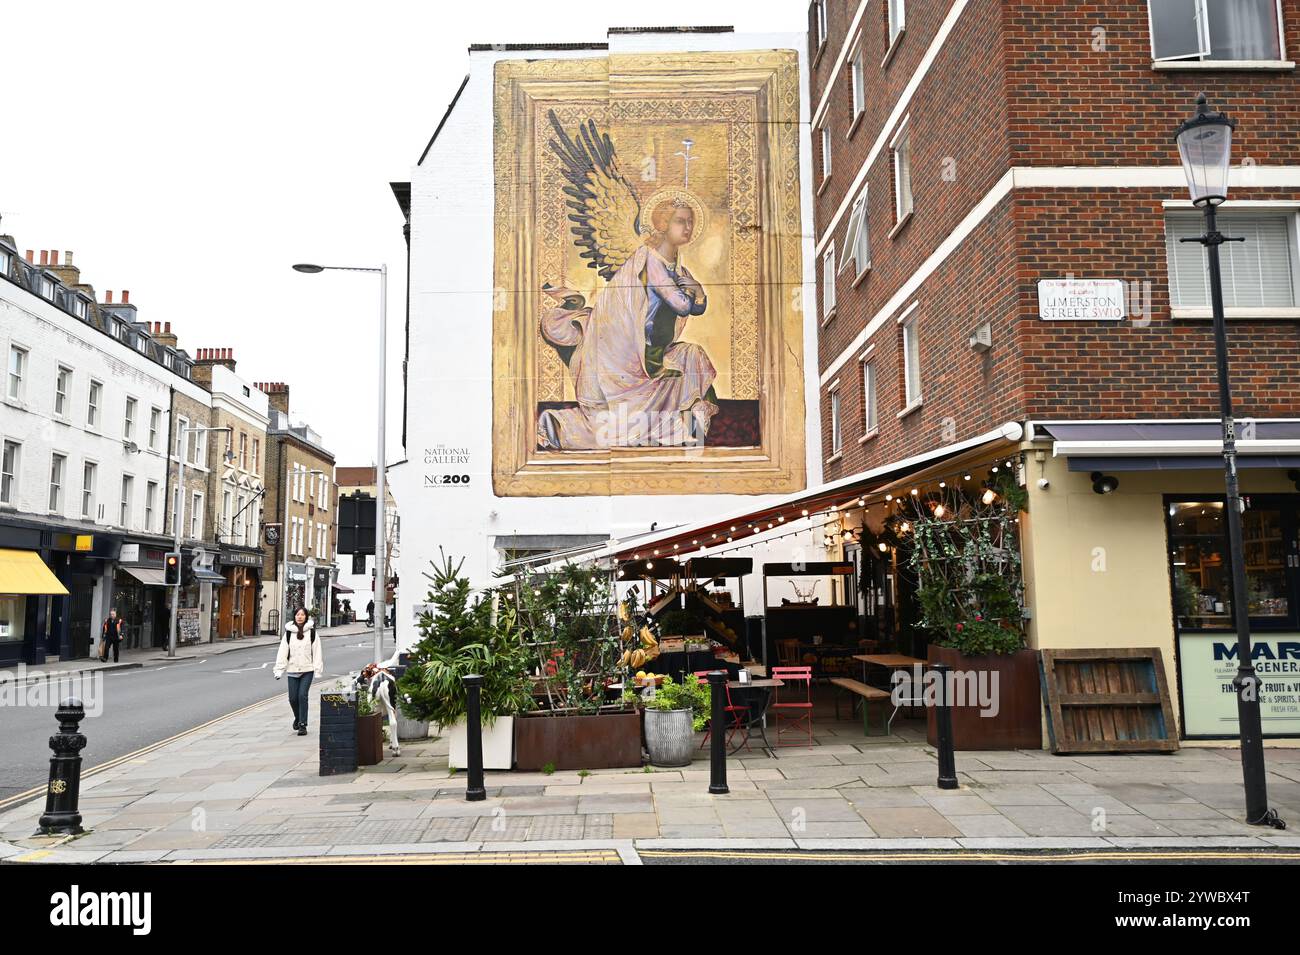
[1036,478,1050,490]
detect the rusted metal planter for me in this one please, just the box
[356,712,384,766]
[513,709,642,771]
[925,645,1042,751]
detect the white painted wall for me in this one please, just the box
[0,282,210,537]
[390,30,823,650]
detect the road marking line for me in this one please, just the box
[193,850,624,865]
[637,848,1300,862]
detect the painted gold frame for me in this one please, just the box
[492,50,805,496]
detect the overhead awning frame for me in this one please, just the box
[0,549,69,596]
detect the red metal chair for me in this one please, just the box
[770,666,814,747]
[694,671,750,752]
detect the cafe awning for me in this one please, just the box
[120,566,167,586]
[332,582,354,593]
[193,566,226,583]
[0,549,69,596]
[1033,419,1300,472]
[506,422,1023,576]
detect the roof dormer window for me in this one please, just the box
[39,275,56,300]
[72,297,88,320]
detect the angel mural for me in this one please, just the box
[537,110,720,451]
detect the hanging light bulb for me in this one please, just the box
[878,542,888,553]
[910,488,919,496]
[963,474,972,481]
[842,531,853,543]
[653,549,659,556]
[885,493,893,502]
[778,515,786,523]
[645,561,654,570]
[900,521,911,533]
[982,488,997,505]
[934,504,946,518]
[939,481,946,488]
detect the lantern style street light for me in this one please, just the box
[1173,94,1283,829]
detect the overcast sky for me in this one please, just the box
[0,0,799,468]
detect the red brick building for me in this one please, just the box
[803,0,1300,740]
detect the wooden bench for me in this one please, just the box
[829,677,892,736]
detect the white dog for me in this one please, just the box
[356,654,402,757]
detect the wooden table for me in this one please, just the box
[853,654,926,733]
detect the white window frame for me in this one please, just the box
[1164,206,1300,318]
[39,275,56,300]
[888,0,907,48]
[87,380,102,430]
[814,0,828,53]
[829,386,843,456]
[123,396,137,442]
[149,407,161,450]
[55,366,72,419]
[190,492,203,540]
[821,244,838,323]
[174,416,188,458]
[192,428,206,468]
[819,124,832,183]
[222,489,232,539]
[902,315,922,410]
[890,117,914,227]
[850,48,865,122]
[862,359,878,435]
[1148,0,1287,65]
[7,345,27,402]
[81,461,97,519]
[1,440,19,505]
[49,453,66,514]
[145,480,157,531]
[120,474,134,528]
[72,296,88,320]
[841,184,872,279]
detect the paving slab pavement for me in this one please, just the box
[3,682,1299,863]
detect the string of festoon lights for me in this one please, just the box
[618,454,1023,575]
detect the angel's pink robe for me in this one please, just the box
[537,245,718,450]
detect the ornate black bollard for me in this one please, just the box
[39,697,87,835]
[463,674,486,802]
[707,671,729,795]
[932,663,959,790]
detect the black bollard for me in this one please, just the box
[706,670,729,795]
[39,697,87,835]
[932,663,959,790]
[463,674,486,802]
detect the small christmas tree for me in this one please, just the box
[397,550,532,726]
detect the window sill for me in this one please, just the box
[825,451,844,465]
[881,28,906,68]
[859,428,879,445]
[851,265,872,289]
[2,396,26,412]
[846,110,865,140]
[820,308,838,329]
[817,175,833,197]
[896,399,923,420]
[1171,306,1300,321]
[1153,59,1294,71]
[888,211,914,240]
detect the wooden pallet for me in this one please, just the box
[1040,648,1179,754]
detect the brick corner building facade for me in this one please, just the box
[807,0,1300,742]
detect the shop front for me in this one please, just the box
[0,536,69,666]
[1024,420,1300,744]
[112,541,172,650]
[215,547,263,639]
[285,562,308,625]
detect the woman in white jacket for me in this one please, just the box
[275,607,324,735]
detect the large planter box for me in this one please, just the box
[514,710,643,771]
[447,716,515,771]
[357,712,384,766]
[925,646,1042,751]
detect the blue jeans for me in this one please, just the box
[287,672,314,728]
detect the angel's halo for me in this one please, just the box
[639,187,710,243]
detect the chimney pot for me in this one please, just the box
[122,290,130,304]
[105,290,114,304]
[25,250,33,263]
[164,321,171,333]
[64,251,73,266]
[39,251,48,266]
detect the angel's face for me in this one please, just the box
[665,207,695,247]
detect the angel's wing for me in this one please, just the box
[547,110,642,281]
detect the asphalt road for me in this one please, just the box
[0,631,391,804]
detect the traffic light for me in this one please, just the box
[164,552,181,586]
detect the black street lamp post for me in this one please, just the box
[1173,94,1283,829]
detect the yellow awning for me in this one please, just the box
[0,549,69,596]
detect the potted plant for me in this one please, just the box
[396,551,533,769]
[628,674,710,767]
[903,470,1042,750]
[509,563,643,771]
[355,683,384,766]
